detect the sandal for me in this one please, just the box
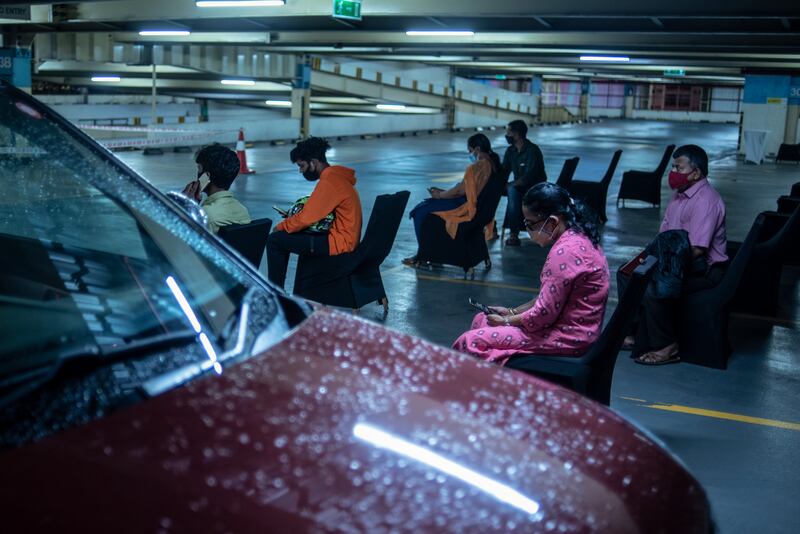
[634,344,680,366]
[505,235,521,247]
[402,256,419,266]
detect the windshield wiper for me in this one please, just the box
[0,330,196,409]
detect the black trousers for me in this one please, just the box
[629,261,728,351]
[266,231,330,289]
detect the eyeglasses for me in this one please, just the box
[523,217,546,231]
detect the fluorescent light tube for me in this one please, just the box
[221,79,256,86]
[406,30,474,37]
[91,76,121,82]
[579,55,630,62]
[139,30,191,36]
[376,104,407,111]
[196,0,285,6]
[265,100,292,107]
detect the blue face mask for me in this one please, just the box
[468,152,478,163]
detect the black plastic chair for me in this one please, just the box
[555,157,580,190]
[217,217,272,267]
[777,195,800,214]
[568,149,623,224]
[293,191,410,313]
[790,182,800,197]
[416,172,505,278]
[617,144,675,208]
[731,205,800,315]
[506,256,657,406]
[776,143,800,164]
[674,214,765,369]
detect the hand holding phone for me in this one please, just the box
[468,297,492,315]
[272,205,289,218]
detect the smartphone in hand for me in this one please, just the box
[272,205,289,218]
[468,297,492,315]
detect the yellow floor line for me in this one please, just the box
[403,268,539,293]
[619,395,647,403]
[643,403,800,431]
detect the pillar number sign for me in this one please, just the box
[333,0,362,21]
[0,51,13,77]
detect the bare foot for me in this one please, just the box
[621,335,636,350]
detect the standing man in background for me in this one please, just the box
[502,119,547,246]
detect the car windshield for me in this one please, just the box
[0,85,271,381]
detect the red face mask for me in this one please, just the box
[668,170,692,190]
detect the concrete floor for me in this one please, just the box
[117,119,800,534]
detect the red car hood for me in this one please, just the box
[1,308,709,533]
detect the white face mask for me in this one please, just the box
[468,152,478,163]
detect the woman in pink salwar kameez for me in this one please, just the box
[453,182,610,365]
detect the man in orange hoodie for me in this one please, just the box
[266,137,362,289]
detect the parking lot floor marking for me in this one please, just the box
[402,267,538,293]
[625,399,800,431]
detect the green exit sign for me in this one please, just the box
[663,68,686,77]
[333,0,362,21]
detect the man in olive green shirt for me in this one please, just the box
[182,144,251,233]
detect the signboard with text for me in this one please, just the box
[333,0,362,21]
[0,5,31,21]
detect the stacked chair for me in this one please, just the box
[293,191,410,313]
[568,149,623,224]
[218,218,273,268]
[507,256,657,405]
[617,144,676,208]
[416,172,505,278]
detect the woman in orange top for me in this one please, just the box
[403,133,501,266]
[267,137,362,289]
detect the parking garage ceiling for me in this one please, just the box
[2,1,799,108]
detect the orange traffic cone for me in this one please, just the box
[236,128,255,174]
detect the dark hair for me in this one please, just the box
[672,144,708,177]
[290,136,331,164]
[467,133,502,173]
[522,182,602,246]
[507,119,528,138]
[195,143,240,189]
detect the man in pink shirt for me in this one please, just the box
[634,144,728,365]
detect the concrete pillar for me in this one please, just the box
[786,78,800,144]
[291,56,311,139]
[579,80,591,121]
[0,34,32,91]
[786,105,800,145]
[445,66,456,130]
[292,57,311,139]
[623,83,635,119]
[531,75,543,120]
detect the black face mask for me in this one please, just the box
[302,162,321,181]
[505,135,515,145]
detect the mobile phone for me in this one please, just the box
[468,297,491,315]
[272,205,288,217]
[197,171,210,191]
